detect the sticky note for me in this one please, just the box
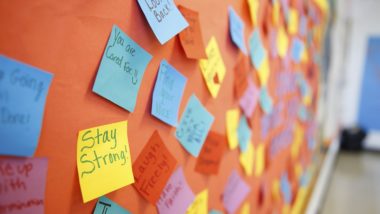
[195,131,227,175]
[157,167,195,214]
[299,16,307,37]
[209,210,223,214]
[272,0,280,26]
[239,78,259,118]
[240,202,250,214]
[93,25,152,112]
[269,29,278,58]
[280,0,289,20]
[238,116,251,152]
[234,56,249,99]
[222,170,251,214]
[257,57,270,86]
[226,109,240,149]
[228,7,247,54]
[255,143,265,176]
[272,179,281,202]
[277,26,289,58]
[291,38,304,63]
[247,0,259,26]
[0,55,53,157]
[77,121,134,202]
[199,37,226,98]
[291,123,304,159]
[176,95,214,157]
[281,173,292,204]
[249,30,266,70]
[94,196,131,214]
[0,157,48,214]
[152,60,187,126]
[186,189,208,214]
[133,131,177,204]
[239,142,254,175]
[288,8,299,35]
[259,87,273,114]
[137,0,189,44]
[178,6,207,59]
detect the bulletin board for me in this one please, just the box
[0,0,329,213]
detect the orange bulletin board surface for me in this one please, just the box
[0,0,326,213]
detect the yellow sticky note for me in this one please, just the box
[295,163,303,179]
[272,179,281,202]
[199,37,226,98]
[186,189,208,214]
[277,27,289,58]
[272,0,280,26]
[288,9,299,35]
[240,202,250,214]
[226,109,240,149]
[239,142,254,175]
[291,123,304,159]
[247,0,259,26]
[255,143,265,177]
[282,204,291,214]
[77,121,134,202]
[301,48,308,63]
[258,57,270,86]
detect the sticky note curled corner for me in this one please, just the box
[94,196,131,214]
[226,109,240,150]
[77,120,134,203]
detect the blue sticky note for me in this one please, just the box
[94,196,131,214]
[175,94,214,157]
[0,55,53,157]
[259,87,273,114]
[291,38,304,63]
[152,60,187,126]
[209,210,223,214]
[238,116,251,152]
[93,25,152,112]
[249,30,266,69]
[137,0,189,44]
[228,7,247,54]
[280,173,292,204]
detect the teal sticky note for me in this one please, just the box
[152,60,187,126]
[209,210,223,214]
[259,87,273,114]
[0,55,53,157]
[137,0,189,44]
[175,94,214,157]
[93,196,131,214]
[249,29,266,69]
[238,116,251,152]
[291,38,304,63]
[93,25,152,112]
[228,6,247,54]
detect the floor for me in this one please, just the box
[321,151,380,214]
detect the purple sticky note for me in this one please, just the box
[0,157,48,214]
[222,170,251,214]
[239,78,259,118]
[157,167,195,214]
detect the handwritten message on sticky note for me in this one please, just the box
[288,8,299,35]
[226,109,240,150]
[249,30,266,70]
[157,167,195,214]
[277,27,289,58]
[239,142,254,176]
[133,131,177,204]
[178,6,207,59]
[0,157,48,214]
[247,0,259,26]
[93,25,152,112]
[291,38,304,63]
[77,121,134,202]
[234,56,249,99]
[255,143,265,176]
[94,196,131,214]
[186,189,208,214]
[176,95,214,157]
[138,0,189,44]
[259,87,273,114]
[239,78,259,118]
[222,170,251,214]
[0,55,53,157]
[195,132,227,175]
[152,60,187,126]
[238,116,251,152]
[228,7,247,54]
[199,37,226,98]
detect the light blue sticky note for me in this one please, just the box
[280,173,292,204]
[238,116,251,152]
[94,196,131,214]
[175,94,214,157]
[228,6,247,54]
[137,0,189,44]
[93,25,152,112]
[249,30,266,69]
[209,209,222,214]
[259,87,273,114]
[0,55,53,157]
[291,38,304,63]
[152,60,187,126]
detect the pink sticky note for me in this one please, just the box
[222,170,251,214]
[156,167,195,214]
[239,78,259,118]
[0,157,48,214]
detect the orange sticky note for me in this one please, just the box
[178,6,207,59]
[195,132,227,175]
[133,131,177,204]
